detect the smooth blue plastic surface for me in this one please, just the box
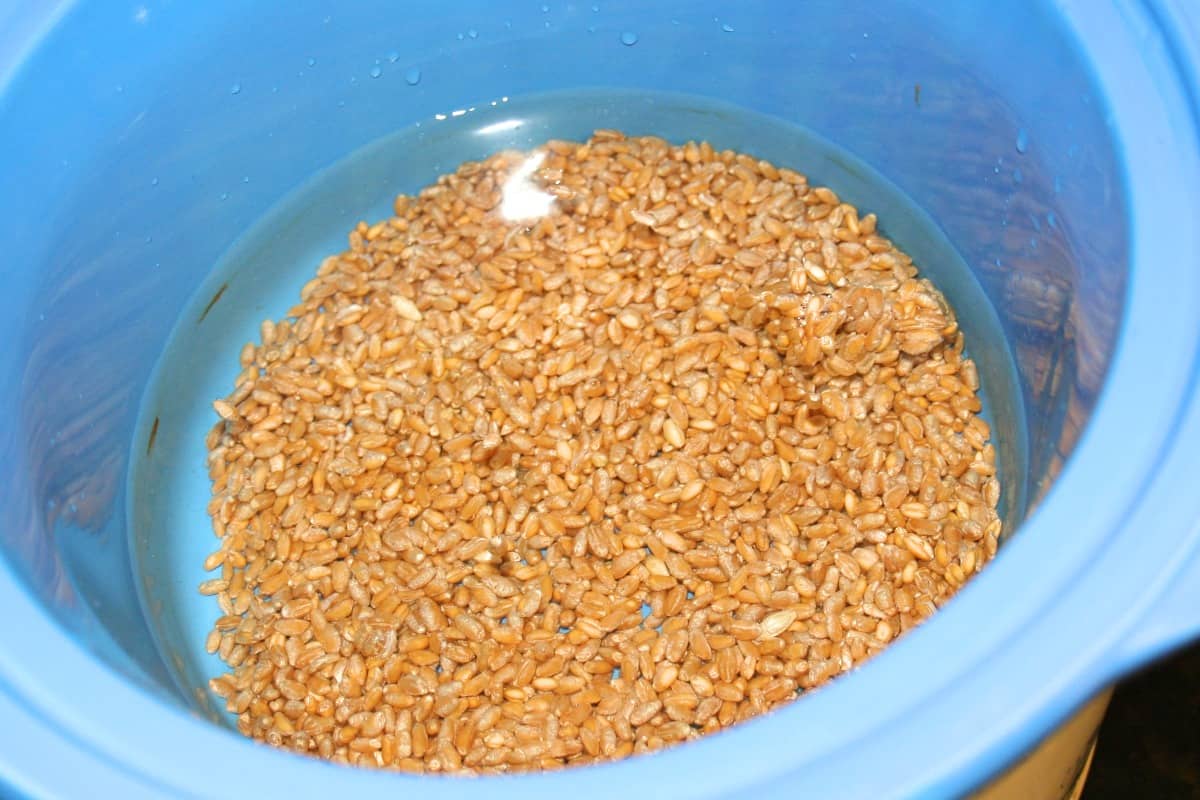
[0,0,1198,798]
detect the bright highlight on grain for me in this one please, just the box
[203,130,1001,773]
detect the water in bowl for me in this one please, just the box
[126,88,1026,723]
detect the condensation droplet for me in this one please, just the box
[405,67,422,86]
[1015,128,1029,154]
[721,22,734,32]
[230,82,241,95]
[620,30,638,46]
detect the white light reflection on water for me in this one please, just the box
[477,118,524,136]
[500,150,555,221]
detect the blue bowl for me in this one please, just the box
[1,1,1198,797]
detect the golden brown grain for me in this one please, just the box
[202,131,1001,774]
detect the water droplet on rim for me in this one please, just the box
[620,30,638,45]
[404,67,422,86]
[369,65,382,79]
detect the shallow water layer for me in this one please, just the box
[126,89,1026,724]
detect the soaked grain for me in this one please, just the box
[202,131,1001,773]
